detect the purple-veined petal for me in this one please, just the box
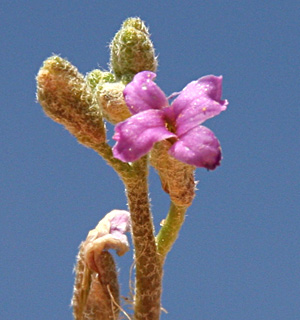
[123,71,168,115]
[172,75,228,136]
[169,125,222,169]
[112,109,176,162]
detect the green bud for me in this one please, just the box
[110,17,157,82]
[36,56,106,149]
[86,69,115,91]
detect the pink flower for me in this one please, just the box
[112,71,228,169]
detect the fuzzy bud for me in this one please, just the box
[36,56,106,149]
[150,140,196,207]
[95,81,131,124]
[86,69,115,91]
[86,70,131,124]
[110,17,157,82]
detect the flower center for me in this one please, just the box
[165,119,176,134]
[165,119,178,144]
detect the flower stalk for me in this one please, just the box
[156,202,188,259]
[123,157,162,320]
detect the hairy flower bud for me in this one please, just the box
[86,70,131,124]
[36,56,106,149]
[150,140,196,207]
[86,69,115,91]
[110,17,157,82]
[95,81,131,124]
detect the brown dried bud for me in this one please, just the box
[72,210,131,320]
[72,247,120,320]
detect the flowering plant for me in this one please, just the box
[36,17,227,320]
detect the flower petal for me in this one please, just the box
[83,210,131,273]
[123,71,168,115]
[112,109,176,162]
[109,210,131,240]
[168,125,222,169]
[171,75,228,136]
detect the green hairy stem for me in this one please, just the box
[156,202,188,259]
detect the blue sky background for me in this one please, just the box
[1,1,299,319]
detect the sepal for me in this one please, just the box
[150,140,196,206]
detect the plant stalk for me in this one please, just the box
[123,157,163,320]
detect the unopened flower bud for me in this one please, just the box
[86,69,115,91]
[110,17,157,82]
[36,56,106,149]
[86,70,131,124]
[95,81,131,124]
[150,140,196,207]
